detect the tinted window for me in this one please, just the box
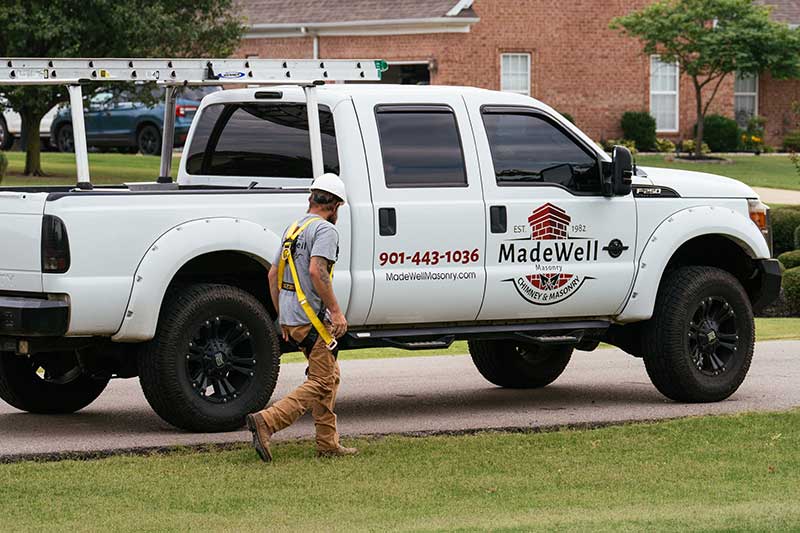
[483,111,600,192]
[186,103,339,178]
[376,106,467,188]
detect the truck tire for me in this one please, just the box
[137,124,161,156]
[56,124,74,153]
[642,266,755,403]
[0,116,13,150]
[138,283,280,432]
[0,351,110,414]
[468,340,572,388]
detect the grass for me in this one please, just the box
[637,154,800,191]
[1,409,799,531]
[0,151,798,191]
[282,317,800,364]
[1,151,179,186]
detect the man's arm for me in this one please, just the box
[268,264,280,318]
[309,255,348,338]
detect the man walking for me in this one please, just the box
[246,173,357,462]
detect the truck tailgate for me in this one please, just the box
[0,192,47,292]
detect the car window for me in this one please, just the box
[185,103,339,178]
[375,105,467,188]
[482,110,601,193]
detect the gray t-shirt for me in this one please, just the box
[275,215,339,326]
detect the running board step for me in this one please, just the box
[384,336,455,351]
[523,334,583,345]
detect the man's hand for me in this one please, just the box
[329,309,348,338]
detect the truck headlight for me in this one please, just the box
[748,199,772,256]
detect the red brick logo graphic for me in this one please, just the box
[528,203,571,240]
[526,273,574,291]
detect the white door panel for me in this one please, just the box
[353,93,486,325]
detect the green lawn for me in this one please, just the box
[637,154,800,191]
[282,317,800,364]
[1,151,179,186]
[2,409,799,531]
[1,151,799,191]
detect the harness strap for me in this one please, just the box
[277,217,338,351]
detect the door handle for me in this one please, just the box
[490,205,507,234]
[379,207,396,236]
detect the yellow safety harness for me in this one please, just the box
[277,217,338,351]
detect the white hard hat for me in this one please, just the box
[310,173,347,203]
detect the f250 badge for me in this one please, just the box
[502,203,595,305]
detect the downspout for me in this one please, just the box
[300,26,319,60]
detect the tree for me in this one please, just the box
[611,0,800,157]
[0,1,243,176]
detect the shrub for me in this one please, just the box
[559,111,575,124]
[740,116,767,153]
[783,130,800,152]
[680,139,711,155]
[783,266,800,315]
[695,114,739,152]
[778,250,800,270]
[655,138,676,153]
[603,138,638,155]
[0,152,7,184]
[621,111,656,152]
[772,207,800,255]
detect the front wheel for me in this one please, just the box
[469,340,572,388]
[137,124,161,156]
[642,266,755,403]
[0,117,14,150]
[0,351,110,414]
[138,283,281,432]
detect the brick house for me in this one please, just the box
[236,0,800,147]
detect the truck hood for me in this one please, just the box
[638,166,758,199]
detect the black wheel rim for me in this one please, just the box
[59,128,74,152]
[185,315,257,404]
[687,296,739,376]
[515,344,548,365]
[139,128,159,155]
[30,352,83,385]
[0,121,6,146]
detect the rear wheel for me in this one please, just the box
[468,340,572,388]
[56,124,74,153]
[0,117,13,150]
[642,266,754,402]
[137,124,161,156]
[0,351,110,414]
[138,283,280,432]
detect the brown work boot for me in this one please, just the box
[317,445,359,458]
[246,413,273,462]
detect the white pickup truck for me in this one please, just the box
[0,65,781,432]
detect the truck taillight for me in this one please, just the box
[176,105,198,117]
[748,199,773,256]
[41,215,71,273]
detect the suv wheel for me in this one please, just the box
[468,340,573,388]
[0,351,110,414]
[56,124,74,152]
[138,283,281,432]
[137,124,161,156]
[642,266,755,402]
[0,117,13,150]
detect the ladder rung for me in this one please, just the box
[0,58,388,86]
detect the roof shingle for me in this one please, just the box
[758,0,800,25]
[236,0,475,26]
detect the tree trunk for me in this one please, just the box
[21,109,45,177]
[694,80,704,159]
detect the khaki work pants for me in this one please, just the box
[258,324,341,451]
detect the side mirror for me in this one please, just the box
[604,145,633,197]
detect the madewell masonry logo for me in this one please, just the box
[502,203,595,305]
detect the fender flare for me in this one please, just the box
[112,217,281,342]
[616,205,770,323]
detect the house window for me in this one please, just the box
[501,53,531,95]
[650,56,679,132]
[734,71,758,127]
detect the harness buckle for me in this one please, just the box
[325,338,338,351]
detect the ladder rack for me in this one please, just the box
[0,58,388,85]
[0,58,388,188]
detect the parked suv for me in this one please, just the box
[0,97,59,150]
[50,87,220,155]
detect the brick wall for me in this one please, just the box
[240,0,740,144]
[759,73,800,146]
